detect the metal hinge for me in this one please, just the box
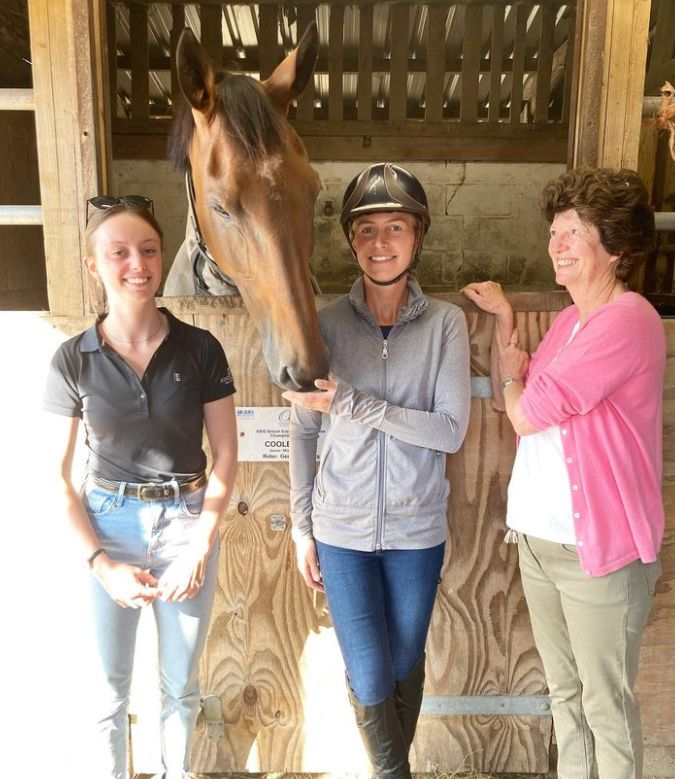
[201,695,225,740]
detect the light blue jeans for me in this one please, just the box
[83,481,218,779]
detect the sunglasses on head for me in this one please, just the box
[86,195,155,221]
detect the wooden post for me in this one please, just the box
[27,0,108,316]
[572,0,651,169]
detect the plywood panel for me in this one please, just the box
[45,291,671,772]
[171,298,562,773]
[635,318,675,746]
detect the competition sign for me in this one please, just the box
[236,407,327,462]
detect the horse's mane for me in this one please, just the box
[168,70,284,173]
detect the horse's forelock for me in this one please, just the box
[167,71,284,173]
[216,73,284,164]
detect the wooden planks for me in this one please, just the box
[40,291,673,770]
[109,0,578,158]
[389,4,409,122]
[357,4,374,122]
[460,4,482,123]
[171,296,564,773]
[534,5,555,123]
[572,0,652,168]
[0,110,46,307]
[257,5,279,80]
[27,0,107,316]
[295,6,316,121]
[488,4,504,123]
[130,3,149,119]
[112,117,569,162]
[170,4,184,109]
[328,5,345,122]
[200,4,223,67]
[636,319,675,746]
[509,3,527,124]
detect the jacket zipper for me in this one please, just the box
[375,336,388,550]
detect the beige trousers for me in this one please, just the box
[517,534,661,779]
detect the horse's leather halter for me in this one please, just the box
[184,166,322,296]
[185,168,239,295]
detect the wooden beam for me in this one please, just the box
[199,4,222,66]
[488,4,504,123]
[106,1,117,121]
[295,5,316,122]
[129,3,149,119]
[113,121,568,163]
[534,4,555,123]
[170,5,184,109]
[509,3,527,124]
[113,51,545,76]
[119,0,566,5]
[648,0,675,74]
[460,4,482,123]
[328,4,345,122]
[389,4,409,121]
[357,4,374,122]
[258,5,278,80]
[28,0,107,317]
[425,5,447,122]
[0,88,34,110]
[572,0,651,169]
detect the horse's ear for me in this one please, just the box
[262,21,318,113]
[176,28,217,115]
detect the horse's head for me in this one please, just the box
[170,24,329,391]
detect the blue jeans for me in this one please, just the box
[83,481,218,779]
[316,540,445,705]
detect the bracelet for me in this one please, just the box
[87,547,105,568]
[501,377,522,390]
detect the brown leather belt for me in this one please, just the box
[92,473,207,501]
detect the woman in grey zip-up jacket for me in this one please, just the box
[283,163,471,778]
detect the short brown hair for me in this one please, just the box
[541,168,655,282]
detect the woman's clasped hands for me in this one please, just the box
[93,542,210,607]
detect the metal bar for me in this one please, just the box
[471,376,492,398]
[0,206,43,225]
[656,213,675,232]
[0,89,35,111]
[421,694,551,716]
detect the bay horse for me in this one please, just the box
[166,24,329,391]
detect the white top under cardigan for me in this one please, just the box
[506,321,581,545]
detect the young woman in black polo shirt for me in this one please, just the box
[44,197,238,779]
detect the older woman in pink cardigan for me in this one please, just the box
[463,168,665,779]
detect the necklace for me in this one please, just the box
[102,314,165,344]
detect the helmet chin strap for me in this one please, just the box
[364,265,411,286]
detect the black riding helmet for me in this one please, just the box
[340,162,431,285]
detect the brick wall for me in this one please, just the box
[114,159,565,294]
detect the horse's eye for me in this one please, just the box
[212,204,230,219]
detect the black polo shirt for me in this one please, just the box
[44,308,235,482]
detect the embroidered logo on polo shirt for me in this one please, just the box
[220,368,233,384]
[174,373,182,382]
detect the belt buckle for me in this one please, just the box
[137,484,163,500]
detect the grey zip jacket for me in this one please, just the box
[289,276,471,551]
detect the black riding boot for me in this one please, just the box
[347,681,412,779]
[393,652,426,750]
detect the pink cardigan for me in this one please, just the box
[518,292,666,576]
